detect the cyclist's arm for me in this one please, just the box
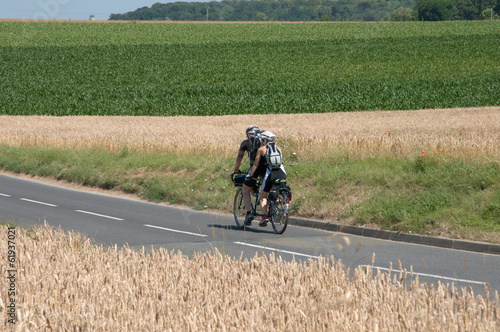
[234,149,245,173]
[234,140,248,172]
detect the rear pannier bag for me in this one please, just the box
[283,185,292,201]
[268,184,280,201]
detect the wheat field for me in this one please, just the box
[0,107,498,158]
[1,108,499,329]
[1,224,499,331]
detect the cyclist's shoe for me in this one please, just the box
[244,212,254,226]
[259,215,269,227]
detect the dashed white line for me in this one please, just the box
[0,193,11,197]
[144,224,208,237]
[359,265,485,285]
[234,242,321,259]
[20,198,57,207]
[75,210,124,221]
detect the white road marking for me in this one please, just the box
[0,193,11,197]
[20,198,57,207]
[144,224,208,237]
[360,265,485,285]
[234,241,321,259]
[75,210,124,221]
[232,244,485,285]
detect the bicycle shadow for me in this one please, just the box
[207,223,273,234]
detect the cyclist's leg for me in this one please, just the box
[242,184,253,212]
[263,169,287,219]
[242,171,258,224]
[260,174,270,211]
[242,169,256,211]
[259,169,272,226]
[259,191,270,226]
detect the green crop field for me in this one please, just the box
[1,21,499,115]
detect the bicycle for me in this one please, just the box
[231,172,291,234]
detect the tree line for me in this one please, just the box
[108,0,499,22]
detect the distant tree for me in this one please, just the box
[472,0,498,16]
[455,0,479,19]
[383,7,416,20]
[256,12,268,20]
[415,0,456,20]
[363,10,378,21]
[319,15,331,20]
[481,7,495,18]
[317,6,332,19]
[358,1,372,10]
[108,0,423,22]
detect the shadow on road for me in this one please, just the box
[207,223,273,234]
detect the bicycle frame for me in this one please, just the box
[237,180,269,218]
[232,172,289,234]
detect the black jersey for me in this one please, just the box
[239,137,260,165]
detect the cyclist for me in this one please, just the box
[233,125,264,226]
[234,125,259,174]
[248,131,286,227]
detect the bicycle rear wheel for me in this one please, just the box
[233,188,246,228]
[269,192,289,234]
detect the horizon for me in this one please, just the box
[0,0,210,21]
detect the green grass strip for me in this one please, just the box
[0,144,498,242]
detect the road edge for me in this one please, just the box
[2,172,499,255]
[289,217,500,255]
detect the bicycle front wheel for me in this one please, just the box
[233,188,246,228]
[269,192,289,234]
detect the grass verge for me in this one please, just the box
[0,143,498,243]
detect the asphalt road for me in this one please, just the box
[1,173,499,294]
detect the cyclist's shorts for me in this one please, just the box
[262,168,287,193]
[244,165,266,188]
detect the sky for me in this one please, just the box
[0,0,185,21]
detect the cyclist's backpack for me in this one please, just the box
[248,132,262,162]
[252,131,263,150]
[266,142,282,169]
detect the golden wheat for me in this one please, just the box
[0,107,498,158]
[1,225,498,331]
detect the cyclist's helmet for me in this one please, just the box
[246,125,259,137]
[259,131,276,143]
